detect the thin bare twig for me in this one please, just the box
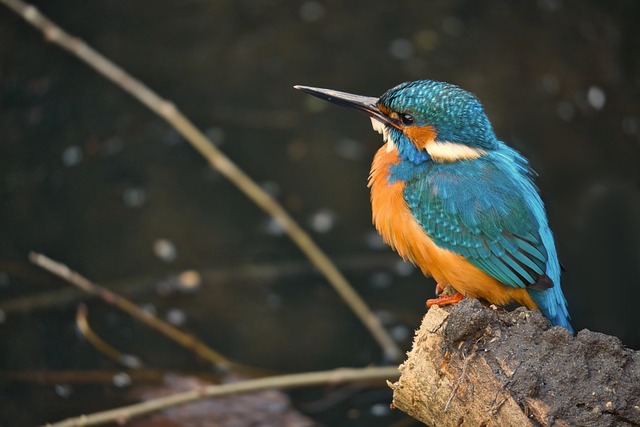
[30,252,237,372]
[0,0,401,362]
[43,366,399,427]
[0,254,400,315]
[76,303,143,369]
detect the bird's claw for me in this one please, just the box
[426,292,464,308]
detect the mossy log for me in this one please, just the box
[389,299,640,426]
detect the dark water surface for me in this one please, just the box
[1,1,639,425]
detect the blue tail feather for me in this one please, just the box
[527,223,573,334]
[529,287,573,334]
[522,176,573,334]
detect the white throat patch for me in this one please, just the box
[370,118,396,153]
[369,118,486,161]
[425,141,486,162]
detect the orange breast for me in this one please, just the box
[367,146,538,309]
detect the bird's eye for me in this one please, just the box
[400,113,415,126]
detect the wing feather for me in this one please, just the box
[404,156,550,290]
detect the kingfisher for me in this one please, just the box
[295,80,573,333]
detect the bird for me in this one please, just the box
[294,80,573,333]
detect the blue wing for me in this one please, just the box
[402,151,551,290]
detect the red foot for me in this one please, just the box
[426,292,464,308]
[435,282,444,294]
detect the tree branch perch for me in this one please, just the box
[390,299,640,426]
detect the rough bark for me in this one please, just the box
[389,299,640,426]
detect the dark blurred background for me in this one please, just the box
[1,0,639,425]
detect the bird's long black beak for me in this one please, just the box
[294,85,395,127]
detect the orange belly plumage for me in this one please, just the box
[368,146,538,310]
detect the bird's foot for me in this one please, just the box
[426,292,464,308]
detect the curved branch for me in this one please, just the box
[30,252,237,372]
[0,0,401,362]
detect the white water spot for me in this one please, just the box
[587,86,606,110]
[166,308,187,326]
[122,187,146,208]
[391,324,410,342]
[262,217,285,236]
[153,239,177,263]
[365,230,387,250]
[370,403,390,417]
[113,372,133,387]
[55,384,73,399]
[394,260,415,276]
[121,355,142,369]
[260,181,281,198]
[309,208,337,233]
[177,270,202,292]
[299,1,325,22]
[370,272,393,289]
[156,272,202,296]
[556,101,575,121]
[205,127,225,146]
[375,310,395,326]
[389,38,414,60]
[140,303,157,316]
[62,146,82,166]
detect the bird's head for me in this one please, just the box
[295,80,498,164]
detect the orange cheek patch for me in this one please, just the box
[377,104,393,116]
[404,125,437,150]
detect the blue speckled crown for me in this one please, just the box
[379,80,498,149]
